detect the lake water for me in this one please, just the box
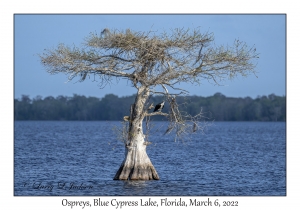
[14,121,286,196]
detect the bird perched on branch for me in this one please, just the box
[101,28,110,38]
[153,101,165,112]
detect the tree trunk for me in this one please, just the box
[113,134,159,180]
[113,86,160,180]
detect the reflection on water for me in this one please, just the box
[123,180,148,188]
[122,181,150,195]
[14,121,286,196]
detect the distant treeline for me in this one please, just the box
[14,93,286,121]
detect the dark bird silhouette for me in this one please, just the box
[101,28,110,38]
[153,101,165,112]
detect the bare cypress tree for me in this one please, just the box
[40,28,258,180]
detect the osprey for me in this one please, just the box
[101,28,110,38]
[153,101,165,112]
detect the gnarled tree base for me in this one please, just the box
[113,145,159,180]
[113,163,159,180]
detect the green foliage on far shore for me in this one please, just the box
[14,93,286,121]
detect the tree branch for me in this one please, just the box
[145,112,169,117]
[40,27,258,140]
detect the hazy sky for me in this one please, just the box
[14,14,286,99]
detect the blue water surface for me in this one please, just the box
[14,121,286,196]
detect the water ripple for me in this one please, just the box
[14,121,286,196]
